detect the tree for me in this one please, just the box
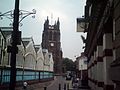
[62,58,75,72]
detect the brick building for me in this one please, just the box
[77,0,120,90]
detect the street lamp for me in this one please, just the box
[0,0,36,90]
[8,0,20,90]
[0,5,36,27]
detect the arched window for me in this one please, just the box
[49,31,52,41]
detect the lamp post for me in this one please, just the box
[0,3,36,27]
[9,0,19,90]
[0,0,36,90]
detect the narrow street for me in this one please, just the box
[1,0,119,90]
[47,76,66,90]
[46,76,90,90]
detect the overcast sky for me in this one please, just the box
[0,0,86,60]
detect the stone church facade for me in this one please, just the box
[42,17,63,74]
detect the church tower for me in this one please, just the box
[42,17,62,74]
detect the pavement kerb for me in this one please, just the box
[16,80,53,90]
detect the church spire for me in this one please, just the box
[46,16,49,24]
[57,17,59,24]
[57,17,60,30]
[44,16,49,30]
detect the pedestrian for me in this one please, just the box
[72,77,79,88]
[23,81,28,90]
[65,73,73,89]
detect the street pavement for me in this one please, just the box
[46,76,90,90]
[47,76,66,90]
[28,76,91,90]
[18,76,90,90]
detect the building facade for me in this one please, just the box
[41,17,63,74]
[0,28,6,66]
[0,27,54,90]
[75,53,87,81]
[79,0,120,90]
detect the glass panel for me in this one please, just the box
[40,72,44,79]
[2,69,10,83]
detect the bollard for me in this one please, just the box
[64,83,66,90]
[44,87,47,90]
[67,83,69,90]
[59,84,61,90]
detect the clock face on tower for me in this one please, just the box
[50,43,54,46]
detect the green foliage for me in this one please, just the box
[62,58,75,71]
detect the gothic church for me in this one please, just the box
[41,17,62,74]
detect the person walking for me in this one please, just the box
[23,81,28,90]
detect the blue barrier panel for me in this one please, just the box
[16,70,23,81]
[40,72,44,79]
[0,67,54,84]
[36,72,39,79]
[23,71,36,80]
[2,69,10,83]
